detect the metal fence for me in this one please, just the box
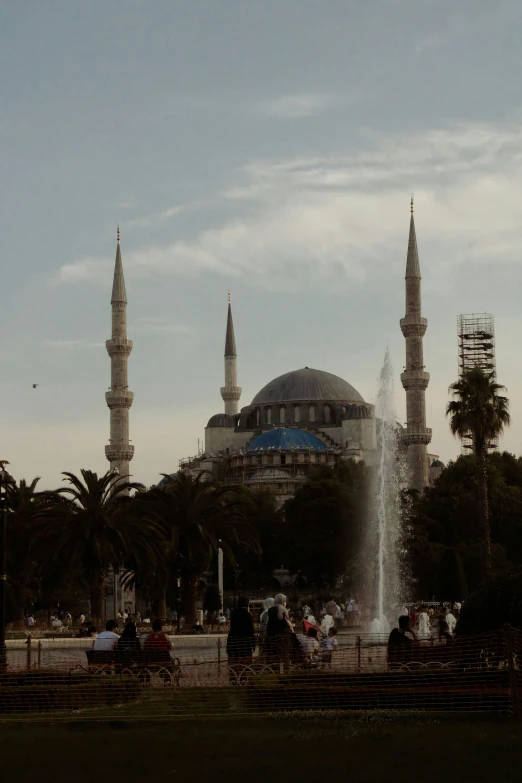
[1,627,520,721]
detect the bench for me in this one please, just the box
[86,650,181,684]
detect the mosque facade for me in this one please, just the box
[106,206,443,500]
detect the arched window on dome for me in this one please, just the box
[280,406,286,424]
[309,405,316,422]
[266,407,272,426]
[294,405,300,423]
[256,409,260,427]
[324,404,331,423]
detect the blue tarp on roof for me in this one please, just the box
[245,427,328,453]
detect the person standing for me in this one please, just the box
[226,597,256,666]
[321,627,338,666]
[265,594,293,667]
[259,597,275,639]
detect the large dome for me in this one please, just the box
[251,367,364,405]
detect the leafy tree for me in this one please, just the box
[203,585,222,623]
[438,547,468,602]
[38,470,154,627]
[456,567,522,635]
[446,367,510,569]
[232,486,283,588]
[137,472,258,625]
[5,477,54,623]
[282,460,370,590]
[408,452,522,599]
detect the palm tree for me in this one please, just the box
[40,469,161,628]
[138,472,259,625]
[446,367,510,569]
[5,477,53,624]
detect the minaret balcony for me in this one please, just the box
[221,386,242,401]
[105,445,135,462]
[402,426,432,446]
[400,316,427,338]
[400,370,430,390]
[105,390,134,408]
[106,338,133,357]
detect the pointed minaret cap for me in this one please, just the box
[111,227,127,304]
[405,197,421,278]
[224,294,236,356]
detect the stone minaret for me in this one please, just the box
[400,200,432,491]
[105,229,134,478]
[220,294,241,416]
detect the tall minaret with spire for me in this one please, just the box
[220,294,241,416]
[400,199,432,491]
[105,228,134,478]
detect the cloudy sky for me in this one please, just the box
[2,0,522,488]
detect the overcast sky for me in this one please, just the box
[2,0,522,488]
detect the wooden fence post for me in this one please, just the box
[217,637,222,675]
[504,624,520,720]
[37,640,42,669]
[356,635,361,671]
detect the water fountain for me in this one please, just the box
[369,349,409,631]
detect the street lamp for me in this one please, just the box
[0,461,16,673]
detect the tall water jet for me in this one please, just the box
[370,349,408,628]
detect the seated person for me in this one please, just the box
[387,615,418,668]
[144,619,172,657]
[117,621,141,656]
[93,620,120,651]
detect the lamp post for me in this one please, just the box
[217,540,224,612]
[0,461,16,673]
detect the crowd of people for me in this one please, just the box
[92,618,172,657]
[226,594,340,672]
[387,602,462,666]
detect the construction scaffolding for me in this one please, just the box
[457,313,496,451]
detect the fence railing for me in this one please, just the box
[1,627,520,721]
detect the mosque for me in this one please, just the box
[105,205,443,503]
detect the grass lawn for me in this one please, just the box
[1,713,521,782]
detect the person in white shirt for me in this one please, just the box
[93,620,120,651]
[445,612,457,634]
[321,613,334,637]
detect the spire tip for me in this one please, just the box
[117,225,120,243]
[410,195,414,215]
[228,290,231,304]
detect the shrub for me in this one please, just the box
[456,567,522,635]
[0,672,141,714]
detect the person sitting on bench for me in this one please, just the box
[144,618,172,658]
[93,619,119,651]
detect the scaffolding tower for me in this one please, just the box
[457,313,496,451]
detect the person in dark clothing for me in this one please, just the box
[117,621,141,652]
[387,615,418,669]
[264,593,293,668]
[226,597,256,664]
